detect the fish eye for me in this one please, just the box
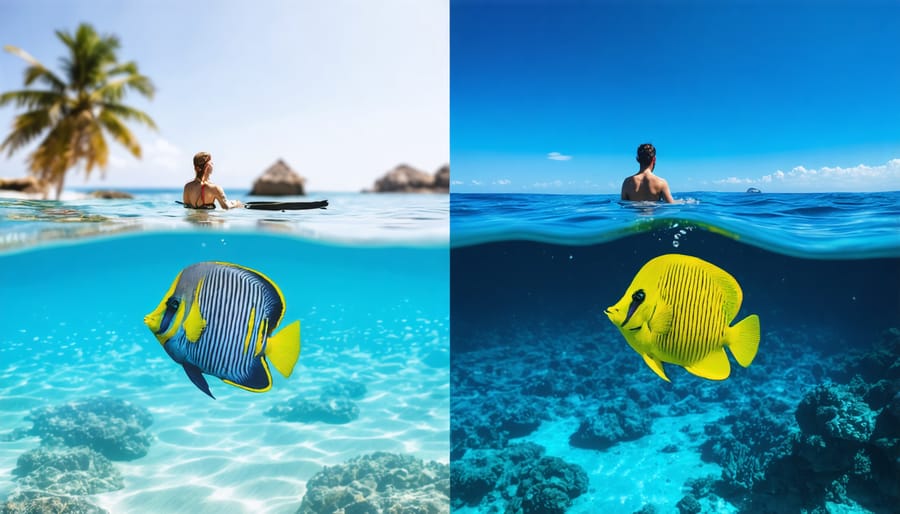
[631,289,645,303]
[157,297,180,335]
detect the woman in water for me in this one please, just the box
[183,152,243,209]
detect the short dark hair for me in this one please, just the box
[637,144,655,168]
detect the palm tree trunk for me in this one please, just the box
[54,175,65,200]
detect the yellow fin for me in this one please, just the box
[684,348,731,380]
[641,353,670,382]
[725,314,760,367]
[183,279,207,343]
[649,301,673,335]
[265,320,301,378]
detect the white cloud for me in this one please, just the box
[547,152,572,161]
[713,158,900,192]
[471,179,483,186]
[451,180,463,185]
[533,180,564,188]
[493,179,511,185]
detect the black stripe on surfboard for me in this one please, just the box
[175,200,329,210]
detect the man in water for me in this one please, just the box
[620,143,675,203]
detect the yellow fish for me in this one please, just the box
[605,254,760,382]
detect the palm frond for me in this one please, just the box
[28,122,74,181]
[0,110,54,155]
[92,74,156,103]
[4,45,67,91]
[99,110,140,157]
[0,90,65,110]
[99,103,157,130]
[106,61,138,76]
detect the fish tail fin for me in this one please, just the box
[265,320,301,378]
[725,314,760,367]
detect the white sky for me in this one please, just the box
[0,0,449,191]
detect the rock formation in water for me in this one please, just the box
[14,446,124,495]
[88,190,134,199]
[297,452,450,514]
[266,379,366,424]
[451,442,588,513]
[26,397,154,461]
[249,159,307,196]
[369,163,450,193]
[0,176,45,194]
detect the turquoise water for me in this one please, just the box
[1,190,448,251]
[450,192,899,514]
[0,192,449,513]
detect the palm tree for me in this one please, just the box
[0,23,156,199]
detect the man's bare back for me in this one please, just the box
[621,143,675,203]
[621,172,674,203]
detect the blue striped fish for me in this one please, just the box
[144,261,301,398]
[604,254,760,382]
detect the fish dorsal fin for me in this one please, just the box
[649,300,673,335]
[266,320,301,378]
[183,278,207,343]
[641,353,670,382]
[684,348,731,380]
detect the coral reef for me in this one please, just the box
[569,397,653,450]
[2,397,154,514]
[0,491,108,514]
[13,446,124,495]
[451,442,588,513]
[26,397,154,460]
[296,452,449,514]
[266,380,366,424]
[698,328,900,513]
[266,396,359,424]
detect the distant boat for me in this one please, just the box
[746,187,762,193]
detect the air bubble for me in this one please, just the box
[672,241,680,248]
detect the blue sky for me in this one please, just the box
[0,0,448,191]
[451,0,900,194]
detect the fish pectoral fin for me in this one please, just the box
[725,314,760,367]
[265,320,301,378]
[641,354,671,382]
[684,349,731,381]
[649,301,673,335]
[183,362,215,399]
[183,298,207,343]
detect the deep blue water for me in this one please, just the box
[452,192,900,258]
[450,192,900,514]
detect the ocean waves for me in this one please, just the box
[451,192,900,259]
